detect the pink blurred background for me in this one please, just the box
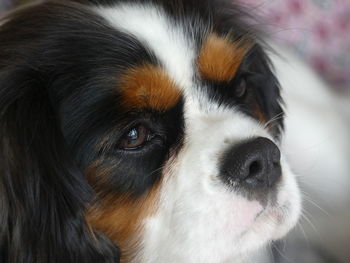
[238,0,350,92]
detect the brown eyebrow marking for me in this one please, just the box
[119,64,181,111]
[198,33,252,82]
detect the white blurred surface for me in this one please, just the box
[268,43,350,262]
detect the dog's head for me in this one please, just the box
[0,0,301,262]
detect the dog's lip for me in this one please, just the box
[255,201,290,223]
[254,208,265,220]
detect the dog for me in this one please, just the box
[0,0,301,262]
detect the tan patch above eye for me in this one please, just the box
[198,34,252,82]
[119,64,181,111]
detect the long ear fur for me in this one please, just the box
[0,5,120,263]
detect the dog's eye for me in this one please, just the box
[119,125,153,150]
[235,77,247,98]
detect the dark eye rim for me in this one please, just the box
[233,72,252,99]
[235,77,247,98]
[116,123,163,151]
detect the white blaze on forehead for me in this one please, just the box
[95,4,195,90]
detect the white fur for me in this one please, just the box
[96,4,195,90]
[141,104,301,263]
[97,4,301,262]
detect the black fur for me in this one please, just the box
[0,2,125,262]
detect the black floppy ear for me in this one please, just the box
[0,13,120,263]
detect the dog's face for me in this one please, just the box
[0,0,301,262]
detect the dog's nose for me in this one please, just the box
[220,137,281,188]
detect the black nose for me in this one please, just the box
[220,137,281,188]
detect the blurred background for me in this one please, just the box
[239,0,350,93]
[1,0,349,262]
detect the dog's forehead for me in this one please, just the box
[96,3,196,90]
[97,3,251,114]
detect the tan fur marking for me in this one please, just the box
[85,159,114,187]
[87,180,161,262]
[252,102,268,123]
[256,108,268,123]
[119,64,181,110]
[198,34,252,82]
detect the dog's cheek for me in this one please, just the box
[87,181,162,262]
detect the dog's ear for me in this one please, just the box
[0,9,120,263]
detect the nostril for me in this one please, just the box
[273,161,280,168]
[248,160,262,177]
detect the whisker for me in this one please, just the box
[272,242,294,263]
[264,112,284,129]
[298,179,331,194]
[300,209,320,238]
[301,192,332,218]
[297,220,309,247]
